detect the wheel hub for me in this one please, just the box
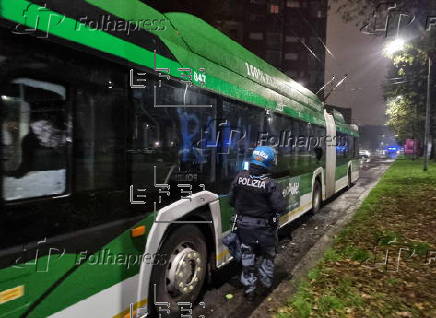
[167,247,202,295]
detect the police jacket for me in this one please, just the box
[229,165,287,219]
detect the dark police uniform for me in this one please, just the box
[229,165,287,295]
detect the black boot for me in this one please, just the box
[258,284,273,297]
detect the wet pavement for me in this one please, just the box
[192,158,393,318]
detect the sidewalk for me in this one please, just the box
[259,159,436,318]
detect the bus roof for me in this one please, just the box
[85,0,326,123]
[163,12,323,109]
[1,0,358,134]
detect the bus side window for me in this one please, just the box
[1,78,68,200]
[354,136,359,158]
[217,99,264,193]
[129,84,180,190]
[336,133,346,158]
[313,124,326,162]
[348,135,354,159]
[74,84,126,191]
[129,80,217,196]
[265,112,293,178]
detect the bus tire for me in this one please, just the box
[149,224,207,316]
[312,180,322,213]
[347,168,353,189]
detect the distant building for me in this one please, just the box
[220,0,328,93]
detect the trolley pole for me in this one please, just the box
[424,56,432,171]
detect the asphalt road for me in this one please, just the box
[192,158,394,318]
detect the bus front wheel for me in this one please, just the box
[149,224,207,316]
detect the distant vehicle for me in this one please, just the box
[359,150,371,162]
[384,145,400,159]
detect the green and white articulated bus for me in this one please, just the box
[0,0,359,317]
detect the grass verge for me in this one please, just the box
[276,159,436,318]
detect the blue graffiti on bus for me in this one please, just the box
[177,108,205,163]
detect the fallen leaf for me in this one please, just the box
[406,291,416,298]
[361,293,372,300]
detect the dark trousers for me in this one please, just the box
[237,224,277,293]
[240,243,276,293]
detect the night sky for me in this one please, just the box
[325,0,389,126]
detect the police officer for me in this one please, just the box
[229,146,287,300]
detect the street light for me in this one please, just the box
[383,38,405,56]
[383,39,432,171]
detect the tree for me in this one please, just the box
[332,0,436,157]
[384,28,436,156]
[383,39,430,150]
[385,96,422,145]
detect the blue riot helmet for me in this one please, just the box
[250,146,277,169]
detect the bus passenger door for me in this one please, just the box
[324,110,336,198]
